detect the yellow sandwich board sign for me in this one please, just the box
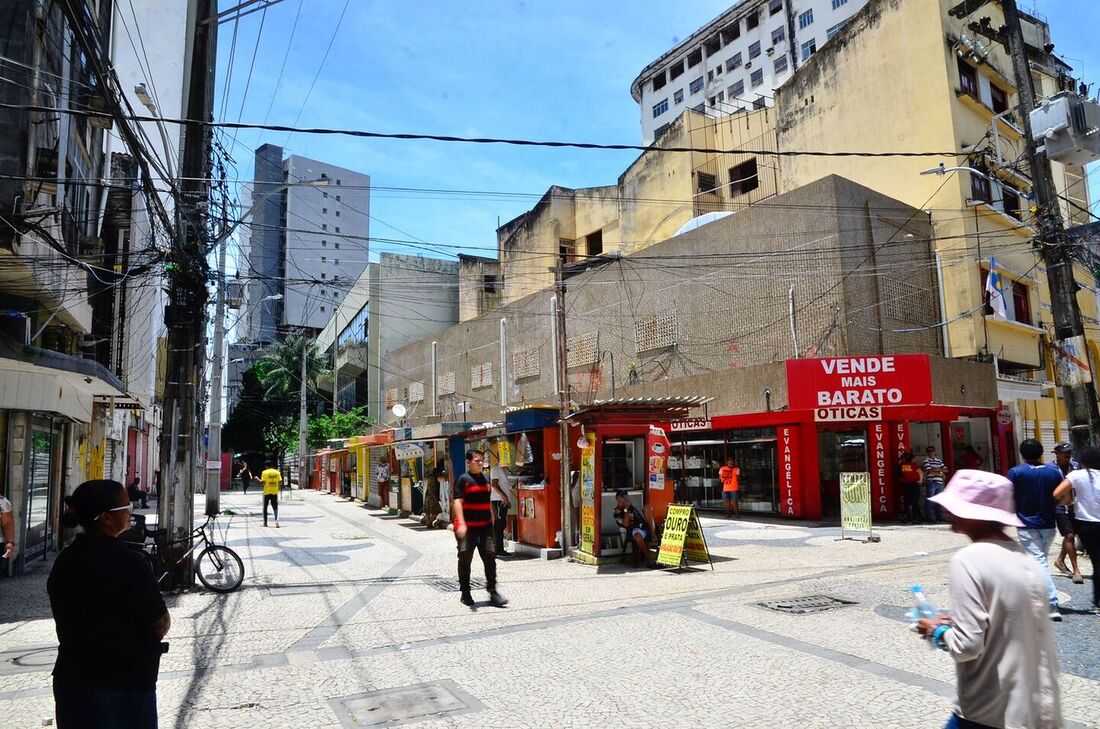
[657,504,713,569]
[839,471,876,542]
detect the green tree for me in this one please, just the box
[306,406,374,448]
[256,334,331,399]
[264,415,299,456]
[223,364,294,457]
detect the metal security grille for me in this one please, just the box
[882,278,935,324]
[635,314,678,353]
[512,349,540,379]
[471,361,493,390]
[408,381,424,403]
[431,578,486,593]
[567,331,599,368]
[438,371,456,396]
[758,595,857,614]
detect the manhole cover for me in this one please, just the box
[758,594,856,615]
[430,578,485,593]
[330,680,482,727]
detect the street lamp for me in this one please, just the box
[133,82,175,180]
[920,161,993,181]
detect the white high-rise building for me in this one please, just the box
[631,0,869,144]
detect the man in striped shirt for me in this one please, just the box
[923,446,948,523]
[454,449,508,608]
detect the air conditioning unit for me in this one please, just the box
[766,47,775,56]
[745,61,753,69]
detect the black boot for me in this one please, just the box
[488,590,509,607]
[460,592,475,607]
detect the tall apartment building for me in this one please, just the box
[242,144,371,342]
[631,0,868,144]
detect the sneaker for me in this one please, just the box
[488,590,509,608]
[1049,607,1063,622]
[275,521,281,529]
[459,592,475,607]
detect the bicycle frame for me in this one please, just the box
[144,517,218,588]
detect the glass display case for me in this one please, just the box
[670,428,778,513]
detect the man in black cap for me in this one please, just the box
[1051,442,1084,584]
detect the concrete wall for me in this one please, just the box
[386,176,945,425]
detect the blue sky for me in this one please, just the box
[212,0,1100,270]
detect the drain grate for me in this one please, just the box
[758,594,857,615]
[330,680,482,727]
[430,578,485,593]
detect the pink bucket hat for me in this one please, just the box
[928,469,1024,527]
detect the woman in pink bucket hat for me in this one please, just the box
[916,469,1062,729]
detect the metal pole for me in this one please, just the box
[204,231,229,516]
[555,261,573,553]
[332,309,339,414]
[298,334,309,495]
[1001,0,1100,449]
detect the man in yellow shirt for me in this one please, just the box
[260,462,282,528]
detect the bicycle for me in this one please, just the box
[125,511,245,593]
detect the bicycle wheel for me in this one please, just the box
[194,545,244,593]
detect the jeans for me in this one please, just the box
[263,494,279,525]
[924,481,945,522]
[457,526,497,595]
[944,713,997,729]
[1018,527,1058,606]
[492,501,510,553]
[240,477,249,493]
[54,676,158,729]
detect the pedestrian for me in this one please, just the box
[922,446,947,523]
[1053,447,1100,612]
[376,458,391,509]
[48,480,170,729]
[719,457,740,518]
[453,449,507,608]
[897,451,923,524]
[1,490,14,561]
[130,476,148,509]
[916,470,1062,729]
[959,445,984,471]
[489,448,513,554]
[422,465,445,528]
[260,461,281,528]
[1050,442,1084,584]
[236,460,254,494]
[1007,438,1064,621]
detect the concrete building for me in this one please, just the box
[313,253,461,423]
[631,0,869,144]
[242,144,371,341]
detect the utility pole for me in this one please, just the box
[967,0,1100,449]
[555,260,573,554]
[203,232,229,516]
[298,334,309,495]
[333,310,339,415]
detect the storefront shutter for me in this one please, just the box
[1040,423,1056,457]
[366,447,384,508]
[1058,422,1069,447]
[104,439,118,481]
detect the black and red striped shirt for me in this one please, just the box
[455,471,492,528]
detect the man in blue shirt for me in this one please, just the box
[1008,438,1064,621]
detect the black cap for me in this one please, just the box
[615,489,629,499]
[1053,442,1072,454]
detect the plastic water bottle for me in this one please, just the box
[911,585,936,621]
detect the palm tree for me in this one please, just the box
[256,334,331,400]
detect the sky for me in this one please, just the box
[210,0,1100,273]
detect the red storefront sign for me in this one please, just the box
[786,355,933,413]
[870,422,890,515]
[778,425,800,517]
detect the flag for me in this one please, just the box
[986,258,1007,319]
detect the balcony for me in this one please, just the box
[984,316,1043,369]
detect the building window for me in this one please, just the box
[587,229,603,256]
[772,26,785,44]
[322,208,328,214]
[715,64,723,77]
[769,0,783,15]
[832,0,848,8]
[322,240,327,247]
[560,238,576,265]
[674,89,684,104]
[335,210,340,217]
[689,76,704,94]
[1001,185,1022,219]
[749,41,761,59]
[670,60,685,80]
[335,226,340,233]
[754,95,767,109]
[697,172,718,194]
[336,179,341,185]
[322,256,327,263]
[798,10,814,28]
[334,242,339,249]
[751,68,764,87]
[336,195,341,201]
[970,170,993,203]
[827,22,847,40]
[705,37,720,56]
[727,53,742,72]
[729,158,760,196]
[730,80,745,98]
[958,57,979,97]
[990,84,1009,113]
[707,69,715,82]
[322,191,328,198]
[801,39,817,61]
[774,56,788,74]
[718,91,725,102]
[746,10,759,29]
[982,268,1032,325]
[723,22,740,44]
[688,49,703,68]
[652,98,669,117]
[320,306,325,312]
[321,272,326,279]
[653,71,667,91]
[322,223,328,230]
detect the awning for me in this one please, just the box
[569,395,712,423]
[997,376,1050,402]
[0,355,129,423]
[408,422,472,440]
[393,442,424,460]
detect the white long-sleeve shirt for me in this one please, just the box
[943,539,1062,729]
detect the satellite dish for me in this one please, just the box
[391,403,407,419]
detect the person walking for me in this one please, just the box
[922,446,947,523]
[236,460,254,494]
[48,480,170,728]
[897,451,923,524]
[1008,438,1064,621]
[1050,442,1084,584]
[1,490,14,561]
[1054,447,1100,613]
[489,449,513,555]
[422,465,445,528]
[260,462,281,528]
[453,449,507,608]
[376,459,391,509]
[719,457,741,518]
[916,470,1062,729]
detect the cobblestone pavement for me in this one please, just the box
[1,490,1097,728]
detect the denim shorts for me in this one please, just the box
[722,490,739,502]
